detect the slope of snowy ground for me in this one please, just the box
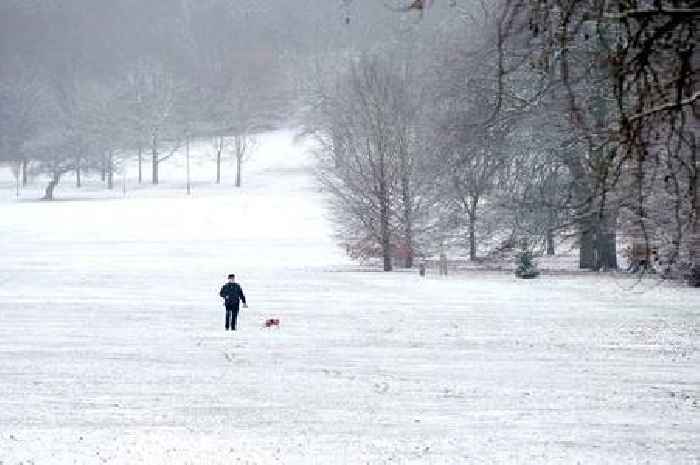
[0,131,698,464]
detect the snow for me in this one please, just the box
[0,130,698,464]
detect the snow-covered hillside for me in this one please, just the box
[0,131,697,464]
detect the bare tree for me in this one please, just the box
[312,55,413,271]
[212,135,225,184]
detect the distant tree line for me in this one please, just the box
[0,0,302,198]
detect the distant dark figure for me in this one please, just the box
[439,252,448,276]
[419,261,426,277]
[219,274,247,331]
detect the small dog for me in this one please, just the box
[264,318,280,328]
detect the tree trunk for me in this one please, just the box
[216,151,222,184]
[594,214,617,270]
[22,158,28,186]
[216,136,222,184]
[399,140,414,269]
[381,200,392,272]
[378,148,392,272]
[107,150,114,190]
[402,211,414,269]
[599,233,617,270]
[400,182,414,268]
[546,229,556,256]
[75,156,81,188]
[234,135,243,188]
[580,213,617,270]
[545,209,556,255]
[101,154,106,182]
[468,219,477,261]
[235,154,242,188]
[468,198,478,261]
[580,221,595,269]
[43,172,61,200]
[15,160,21,198]
[689,227,700,287]
[138,144,143,184]
[152,128,159,185]
[688,149,699,286]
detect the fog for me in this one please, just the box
[0,1,698,463]
[0,1,456,101]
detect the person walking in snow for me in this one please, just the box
[219,274,247,331]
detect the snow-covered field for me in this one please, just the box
[0,131,698,464]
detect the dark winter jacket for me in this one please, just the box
[219,282,246,308]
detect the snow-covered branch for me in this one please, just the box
[628,91,700,122]
[604,8,700,20]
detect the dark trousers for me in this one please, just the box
[225,306,239,330]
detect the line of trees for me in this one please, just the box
[0,0,436,198]
[0,0,294,199]
[309,1,698,284]
[1,0,696,284]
